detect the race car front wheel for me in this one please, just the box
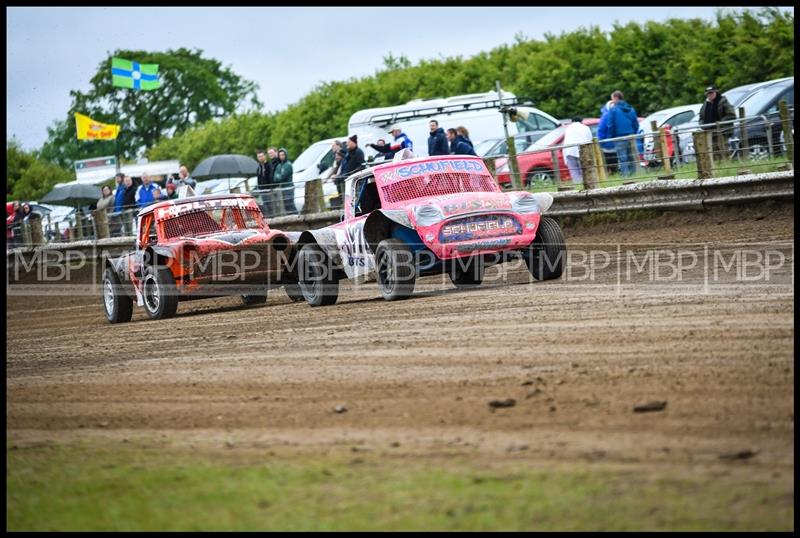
[102,267,133,324]
[142,265,179,320]
[297,244,339,307]
[375,238,416,301]
[526,217,566,281]
[449,256,484,288]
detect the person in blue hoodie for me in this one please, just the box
[605,90,641,176]
[597,99,618,174]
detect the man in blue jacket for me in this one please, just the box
[427,119,449,156]
[135,173,157,208]
[605,90,640,176]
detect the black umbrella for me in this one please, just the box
[40,183,102,207]
[191,154,259,180]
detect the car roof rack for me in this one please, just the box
[367,96,536,127]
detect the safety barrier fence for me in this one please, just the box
[486,102,793,192]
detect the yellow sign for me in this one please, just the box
[74,112,120,141]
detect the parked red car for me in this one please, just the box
[494,119,600,188]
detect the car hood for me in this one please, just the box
[169,229,276,247]
[409,192,514,220]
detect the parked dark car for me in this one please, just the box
[676,77,794,162]
[731,77,794,159]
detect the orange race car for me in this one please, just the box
[101,193,302,323]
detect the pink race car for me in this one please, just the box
[293,154,566,306]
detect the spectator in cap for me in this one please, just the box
[699,85,736,161]
[341,135,365,176]
[368,125,414,161]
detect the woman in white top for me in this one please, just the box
[562,118,594,184]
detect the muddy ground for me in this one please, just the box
[6,202,795,498]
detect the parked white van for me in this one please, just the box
[347,90,560,158]
[290,136,345,212]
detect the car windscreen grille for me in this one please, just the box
[380,172,499,204]
[161,209,263,239]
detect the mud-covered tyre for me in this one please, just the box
[284,282,305,302]
[241,294,267,305]
[102,267,133,324]
[526,217,566,281]
[142,265,179,320]
[448,256,484,288]
[297,244,339,307]
[375,238,416,301]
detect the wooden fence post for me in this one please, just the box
[506,136,523,191]
[738,107,749,161]
[650,120,663,167]
[693,131,715,179]
[579,143,598,190]
[21,221,32,246]
[778,100,793,164]
[74,213,84,241]
[302,178,323,214]
[94,208,110,239]
[29,218,44,246]
[591,137,607,182]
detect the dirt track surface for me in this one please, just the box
[7,203,795,486]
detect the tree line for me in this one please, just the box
[8,8,793,201]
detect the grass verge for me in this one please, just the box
[7,440,793,531]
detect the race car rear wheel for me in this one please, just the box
[102,267,133,324]
[142,265,179,320]
[526,217,566,281]
[449,256,484,288]
[284,282,305,302]
[297,244,339,307]
[375,238,416,301]
[241,294,267,306]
